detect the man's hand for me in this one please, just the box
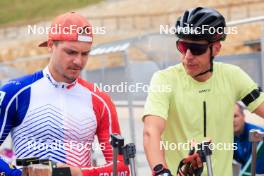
[56,163,82,176]
[27,165,51,176]
[177,152,203,176]
[152,164,173,176]
[182,153,203,170]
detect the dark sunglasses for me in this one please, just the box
[176,40,211,56]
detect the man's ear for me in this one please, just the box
[48,40,54,52]
[212,41,221,56]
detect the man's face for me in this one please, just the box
[50,41,92,83]
[233,104,245,135]
[178,39,214,77]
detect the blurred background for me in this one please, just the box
[1,0,264,175]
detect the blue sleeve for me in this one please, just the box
[0,82,19,145]
[233,137,251,166]
[0,72,43,176]
[0,158,22,176]
[0,80,30,176]
[0,73,38,145]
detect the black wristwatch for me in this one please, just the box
[153,164,172,176]
[153,164,164,174]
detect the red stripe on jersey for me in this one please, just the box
[78,79,122,163]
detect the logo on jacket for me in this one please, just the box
[198,89,210,93]
[0,91,6,106]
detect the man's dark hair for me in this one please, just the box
[53,41,61,46]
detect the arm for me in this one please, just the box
[253,102,264,118]
[81,89,129,176]
[95,92,122,163]
[0,90,15,145]
[231,66,264,116]
[0,83,26,176]
[142,71,171,173]
[72,81,129,176]
[143,115,167,169]
[94,93,129,175]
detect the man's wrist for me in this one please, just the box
[152,164,172,176]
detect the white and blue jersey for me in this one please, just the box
[0,67,121,169]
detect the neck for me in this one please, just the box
[193,72,213,82]
[48,63,73,84]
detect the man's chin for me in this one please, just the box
[69,76,78,81]
[184,67,197,76]
[70,71,81,77]
[186,70,198,77]
[64,74,78,83]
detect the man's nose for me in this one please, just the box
[73,54,83,66]
[185,49,194,60]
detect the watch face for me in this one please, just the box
[154,164,164,173]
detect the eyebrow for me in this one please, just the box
[63,48,90,54]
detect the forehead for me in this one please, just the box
[57,41,92,51]
[180,39,209,45]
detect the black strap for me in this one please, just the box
[203,101,207,137]
[194,46,214,78]
[241,89,260,106]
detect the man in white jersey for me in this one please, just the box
[143,7,264,176]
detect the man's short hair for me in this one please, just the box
[53,41,61,46]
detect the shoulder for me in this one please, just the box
[157,63,183,75]
[214,62,244,74]
[245,122,264,132]
[1,71,43,91]
[77,78,117,124]
[152,63,183,81]
[213,62,250,83]
[77,78,113,104]
[0,71,43,105]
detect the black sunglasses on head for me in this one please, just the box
[176,40,212,56]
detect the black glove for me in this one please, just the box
[177,152,203,176]
[152,164,173,176]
